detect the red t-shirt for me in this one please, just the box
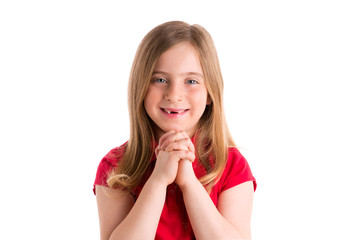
[93,141,256,239]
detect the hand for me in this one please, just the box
[151,131,195,186]
[157,131,195,154]
[175,158,197,188]
[157,131,197,188]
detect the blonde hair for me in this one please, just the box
[107,21,235,192]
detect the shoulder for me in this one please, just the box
[93,142,128,194]
[228,147,245,161]
[225,147,248,170]
[102,142,128,167]
[218,147,257,192]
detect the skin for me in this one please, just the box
[144,42,211,140]
[96,42,254,240]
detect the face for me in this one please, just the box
[144,42,211,140]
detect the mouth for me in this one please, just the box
[161,108,189,114]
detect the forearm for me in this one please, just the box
[180,179,243,240]
[109,178,166,240]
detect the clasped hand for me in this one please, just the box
[151,130,197,188]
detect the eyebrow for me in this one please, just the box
[152,71,204,78]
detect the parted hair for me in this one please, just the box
[107,21,235,192]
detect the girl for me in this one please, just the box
[94,21,256,240]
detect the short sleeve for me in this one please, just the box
[219,148,257,192]
[93,146,123,195]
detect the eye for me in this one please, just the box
[154,78,167,83]
[186,79,199,85]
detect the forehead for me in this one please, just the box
[154,42,203,76]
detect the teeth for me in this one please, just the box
[163,109,186,114]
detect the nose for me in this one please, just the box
[165,81,183,102]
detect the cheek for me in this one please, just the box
[192,88,209,105]
[144,91,152,112]
[144,96,154,112]
[144,87,160,111]
[145,86,161,98]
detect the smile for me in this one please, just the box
[160,108,189,118]
[161,108,189,114]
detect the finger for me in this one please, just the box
[165,138,195,153]
[168,131,194,153]
[158,130,176,148]
[160,131,187,150]
[165,141,189,152]
[155,146,160,156]
[180,136,195,153]
[180,131,191,139]
[174,150,196,162]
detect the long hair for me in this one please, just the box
[107,21,235,192]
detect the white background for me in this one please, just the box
[1,1,359,239]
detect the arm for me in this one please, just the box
[96,178,167,240]
[96,131,196,240]
[159,131,254,240]
[179,170,254,240]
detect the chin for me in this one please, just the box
[164,126,184,133]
